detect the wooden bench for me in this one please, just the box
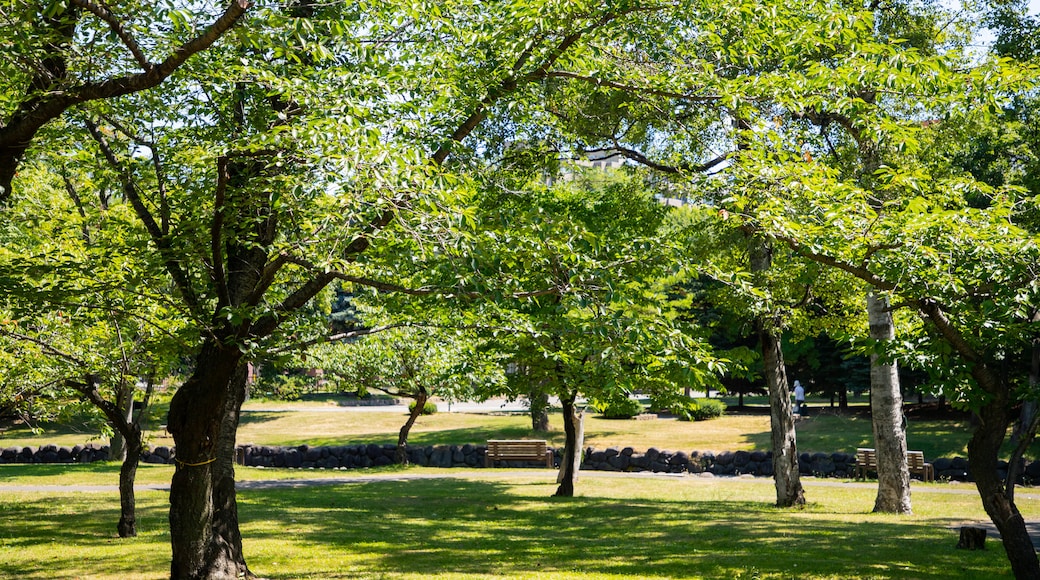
[855,448,877,479]
[855,448,933,482]
[485,440,554,468]
[908,450,935,482]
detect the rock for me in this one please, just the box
[607,454,629,470]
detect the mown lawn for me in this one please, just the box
[0,468,1027,579]
[3,398,1031,461]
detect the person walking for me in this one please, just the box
[793,380,805,415]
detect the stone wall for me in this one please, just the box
[6,442,1040,484]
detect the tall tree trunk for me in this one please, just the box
[750,237,804,508]
[867,293,912,514]
[529,386,550,432]
[1006,340,1040,503]
[555,390,584,497]
[760,319,805,507]
[117,423,143,538]
[396,388,428,465]
[110,381,134,462]
[970,397,1040,579]
[167,340,244,580]
[208,363,252,579]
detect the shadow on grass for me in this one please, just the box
[238,478,1009,579]
[0,492,171,579]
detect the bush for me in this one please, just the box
[673,398,727,421]
[408,400,438,415]
[251,374,305,401]
[593,396,644,419]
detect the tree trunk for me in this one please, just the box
[760,320,805,507]
[970,396,1040,579]
[117,422,143,538]
[110,381,135,462]
[1006,340,1040,503]
[867,293,912,514]
[167,340,244,580]
[396,389,428,465]
[207,363,252,579]
[555,391,584,497]
[750,237,804,508]
[529,387,550,432]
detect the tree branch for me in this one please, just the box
[547,70,721,103]
[0,0,250,202]
[211,156,231,310]
[71,0,151,70]
[84,119,201,312]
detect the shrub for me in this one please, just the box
[593,396,644,419]
[251,374,305,401]
[408,400,438,415]
[673,398,727,421]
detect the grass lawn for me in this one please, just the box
[4,403,1032,462]
[0,466,1029,579]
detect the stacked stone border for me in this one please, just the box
[5,443,1040,484]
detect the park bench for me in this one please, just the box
[485,439,554,468]
[855,448,933,482]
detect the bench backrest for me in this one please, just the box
[487,440,547,455]
[856,448,877,467]
[907,451,927,469]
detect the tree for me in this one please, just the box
[434,170,717,497]
[317,326,505,464]
[6,2,667,576]
[0,166,186,537]
[722,47,1040,579]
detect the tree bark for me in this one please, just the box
[970,396,1040,579]
[110,381,134,462]
[529,387,550,432]
[167,340,244,580]
[749,237,804,507]
[207,363,252,579]
[1006,340,1040,503]
[555,390,584,497]
[396,388,428,465]
[759,319,805,507]
[117,422,143,537]
[867,293,912,514]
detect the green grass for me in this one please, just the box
[0,470,1025,579]
[5,402,1039,461]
